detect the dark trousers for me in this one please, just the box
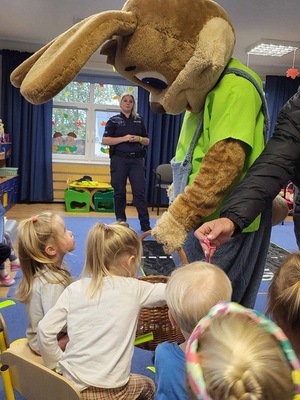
[0,243,11,271]
[173,201,273,308]
[110,156,150,227]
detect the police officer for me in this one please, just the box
[102,92,151,232]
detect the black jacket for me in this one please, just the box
[221,86,300,231]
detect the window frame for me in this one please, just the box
[52,74,138,165]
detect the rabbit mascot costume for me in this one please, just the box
[10,0,277,307]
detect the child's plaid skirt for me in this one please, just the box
[80,373,155,400]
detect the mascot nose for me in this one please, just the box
[150,102,166,113]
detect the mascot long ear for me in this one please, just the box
[11,39,57,89]
[10,11,137,104]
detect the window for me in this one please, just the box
[52,77,138,163]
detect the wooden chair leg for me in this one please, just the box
[151,188,155,212]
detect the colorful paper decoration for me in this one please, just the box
[286,68,299,79]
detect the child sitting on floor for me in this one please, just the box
[0,242,15,286]
[266,251,300,358]
[3,230,21,272]
[0,222,21,286]
[37,222,166,400]
[154,261,232,400]
[186,301,300,400]
[15,211,75,354]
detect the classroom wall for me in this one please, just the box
[53,162,133,203]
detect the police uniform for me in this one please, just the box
[103,112,151,231]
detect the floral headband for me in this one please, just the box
[186,301,300,400]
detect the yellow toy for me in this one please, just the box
[9,0,282,307]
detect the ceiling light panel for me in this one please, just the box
[246,39,300,57]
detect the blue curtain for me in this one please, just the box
[265,75,300,139]
[137,87,184,204]
[1,49,53,202]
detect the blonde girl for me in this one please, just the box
[266,251,300,358]
[186,301,300,400]
[15,211,75,354]
[37,222,166,400]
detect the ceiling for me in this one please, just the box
[1,0,300,81]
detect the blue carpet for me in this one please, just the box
[270,221,298,252]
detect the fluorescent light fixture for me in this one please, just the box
[246,39,300,57]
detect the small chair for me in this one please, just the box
[64,189,90,213]
[94,190,115,212]
[0,312,43,365]
[1,348,81,400]
[152,164,173,215]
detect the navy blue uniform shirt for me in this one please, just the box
[103,112,148,153]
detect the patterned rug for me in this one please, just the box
[262,242,290,281]
[142,241,290,281]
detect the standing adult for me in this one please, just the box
[102,93,151,231]
[195,87,300,251]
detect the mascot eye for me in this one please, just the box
[141,77,168,90]
[125,66,136,72]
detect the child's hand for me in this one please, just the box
[57,332,69,352]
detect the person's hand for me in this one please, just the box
[57,332,69,352]
[132,135,140,142]
[123,135,139,142]
[194,218,237,256]
[123,134,132,142]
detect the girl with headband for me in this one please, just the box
[186,301,300,400]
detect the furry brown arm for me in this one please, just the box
[170,138,247,227]
[152,139,247,253]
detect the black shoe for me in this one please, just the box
[117,219,129,228]
[141,225,152,232]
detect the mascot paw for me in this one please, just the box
[167,183,174,200]
[152,212,187,254]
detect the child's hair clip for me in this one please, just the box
[31,215,38,222]
[103,223,108,230]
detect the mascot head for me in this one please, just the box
[11,0,235,114]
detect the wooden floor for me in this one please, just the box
[5,202,164,222]
[1,202,166,297]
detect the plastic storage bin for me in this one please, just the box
[0,167,18,177]
[0,143,12,158]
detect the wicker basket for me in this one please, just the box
[136,275,185,350]
[135,230,187,351]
